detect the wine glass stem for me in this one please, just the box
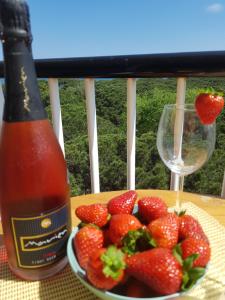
[176,175,184,210]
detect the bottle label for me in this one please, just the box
[3,41,48,122]
[11,204,69,268]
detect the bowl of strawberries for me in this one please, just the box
[67,191,210,300]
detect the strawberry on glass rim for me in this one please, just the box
[195,88,224,125]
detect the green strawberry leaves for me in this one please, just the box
[175,209,186,217]
[182,267,206,291]
[78,222,100,229]
[196,87,224,97]
[183,253,199,270]
[122,228,156,255]
[122,229,144,255]
[173,244,183,265]
[173,244,206,291]
[101,245,126,280]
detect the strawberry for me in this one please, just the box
[138,196,168,223]
[75,203,108,227]
[107,190,137,215]
[127,248,182,295]
[178,213,209,244]
[109,214,142,246]
[147,213,179,249]
[123,277,153,298]
[180,237,210,267]
[195,91,224,124]
[73,225,104,270]
[86,246,126,290]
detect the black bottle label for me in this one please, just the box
[11,204,69,268]
[3,40,47,122]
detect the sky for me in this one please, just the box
[1,0,225,59]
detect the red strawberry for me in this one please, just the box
[123,277,153,298]
[195,92,224,124]
[127,248,182,296]
[138,196,168,223]
[73,225,104,270]
[75,203,108,227]
[147,213,179,249]
[107,190,137,215]
[86,246,126,290]
[178,213,209,244]
[109,214,142,246]
[181,237,210,267]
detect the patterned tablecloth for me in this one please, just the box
[0,202,225,300]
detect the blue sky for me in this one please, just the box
[1,0,225,59]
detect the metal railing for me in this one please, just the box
[0,51,225,197]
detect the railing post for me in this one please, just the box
[170,77,186,191]
[221,171,225,199]
[84,78,100,194]
[48,78,65,156]
[127,78,136,190]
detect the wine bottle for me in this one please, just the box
[0,0,71,280]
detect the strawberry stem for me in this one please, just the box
[174,209,186,217]
[183,254,199,271]
[122,228,155,255]
[181,267,205,291]
[78,222,99,229]
[196,87,224,97]
[101,245,126,280]
[174,244,206,291]
[172,244,183,265]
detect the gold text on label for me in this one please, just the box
[19,67,30,112]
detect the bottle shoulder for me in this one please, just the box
[0,119,66,169]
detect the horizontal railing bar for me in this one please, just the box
[1,51,225,78]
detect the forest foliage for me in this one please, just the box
[39,77,225,197]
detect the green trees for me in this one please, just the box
[39,77,225,197]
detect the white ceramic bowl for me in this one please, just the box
[67,227,205,300]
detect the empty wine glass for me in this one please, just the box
[157,104,216,209]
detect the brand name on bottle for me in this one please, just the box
[21,225,68,251]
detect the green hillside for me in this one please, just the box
[40,77,225,197]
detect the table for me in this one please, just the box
[70,190,225,227]
[0,190,225,238]
[0,189,225,300]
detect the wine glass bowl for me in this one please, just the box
[157,104,216,207]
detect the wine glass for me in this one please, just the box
[157,103,216,210]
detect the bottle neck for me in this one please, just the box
[3,38,47,122]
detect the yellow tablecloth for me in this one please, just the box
[1,190,225,300]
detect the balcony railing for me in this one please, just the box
[0,51,225,197]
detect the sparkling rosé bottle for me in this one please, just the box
[0,0,71,280]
